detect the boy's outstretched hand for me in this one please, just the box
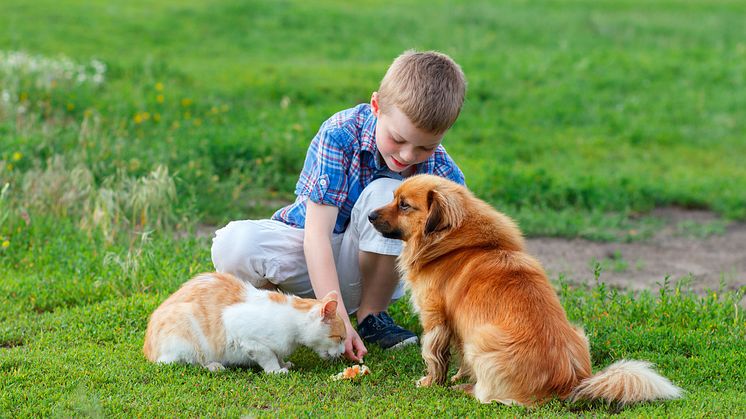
[344,323,367,362]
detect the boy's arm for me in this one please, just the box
[304,200,367,362]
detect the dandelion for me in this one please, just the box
[134,113,143,124]
[181,98,192,107]
[210,106,218,114]
[2,240,9,248]
[155,82,164,91]
[156,94,164,103]
[153,113,161,122]
[6,163,13,171]
[66,103,75,111]
[12,152,22,161]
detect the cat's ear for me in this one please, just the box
[321,290,338,302]
[320,297,338,323]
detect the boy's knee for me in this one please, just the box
[355,177,401,214]
[351,178,404,256]
[211,221,270,287]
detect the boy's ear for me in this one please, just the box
[370,91,380,117]
[321,299,338,323]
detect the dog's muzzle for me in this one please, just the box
[368,210,403,239]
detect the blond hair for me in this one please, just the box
[378,50,467,134]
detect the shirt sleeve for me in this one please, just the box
[302,125,350,208]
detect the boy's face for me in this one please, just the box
[371,92,444,173]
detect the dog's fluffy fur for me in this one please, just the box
[369,174,682,406]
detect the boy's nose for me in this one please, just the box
[368,210,379,222]
[399,150,415,164]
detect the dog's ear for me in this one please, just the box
[425,188,465,235]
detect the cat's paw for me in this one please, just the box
[416,375,434,387]
[205,362,226,373]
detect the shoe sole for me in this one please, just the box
[387,336,419,350]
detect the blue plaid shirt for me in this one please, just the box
[272,104,465,234]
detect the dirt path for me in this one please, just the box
[527,208,746,294]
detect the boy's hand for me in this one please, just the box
[344,323,367,362]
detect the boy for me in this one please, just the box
[212,50,466,362]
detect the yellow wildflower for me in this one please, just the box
[156,94,164,103]
[153,113,161,122]
[6,163,13,171]
[155,82,164,91]
[134,113,143,124]
[2,240,9,248]
[193,118,202,127]
[181,98,193,107]
[66,103,75,111]
[12,152,22,161]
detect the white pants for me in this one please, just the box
[211,178,404,314]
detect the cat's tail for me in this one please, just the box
[569,360,683,404]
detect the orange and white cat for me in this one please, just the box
[143,272,346,373]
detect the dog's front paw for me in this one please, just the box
[416,375,434,387]
[266,367,289,374]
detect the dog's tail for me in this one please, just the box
[569,360,682,404]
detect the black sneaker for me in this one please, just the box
[357,312,419,350]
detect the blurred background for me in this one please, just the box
[2,0,744,241]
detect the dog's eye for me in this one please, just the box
[398,200,410,211]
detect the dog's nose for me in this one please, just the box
[368,210,379,223]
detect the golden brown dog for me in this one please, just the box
[369,174,682,406]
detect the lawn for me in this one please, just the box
[1,0,745,416]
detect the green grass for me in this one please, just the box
[1,229,744,416]
[2,0,745,416]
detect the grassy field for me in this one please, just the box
[1,0,745,416]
